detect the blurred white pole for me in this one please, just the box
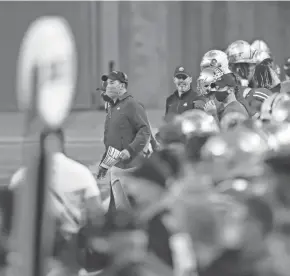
[9,16,77,276]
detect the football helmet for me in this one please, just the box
[197,67,224,96]
[181,109,220,135]
[201,128,269,162]
[260,93,290,121]
[251,40,271,55]
[271,99,290,123]
[200,127,269,180]
[261,122,290,151]
[157,110,219,146]
[200,50,231,73]
[226,40,256,64]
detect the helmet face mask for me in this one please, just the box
[226,40,256,65]
[230,63,255,82]
[197,67,224,96]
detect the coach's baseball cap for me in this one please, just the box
[174,66,191,78]
[101,70,128,84]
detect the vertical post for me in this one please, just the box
[100,2,120,73]
[11,16,77,276]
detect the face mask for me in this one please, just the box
[101,92,113,103]
[215,90,229,102]
[106,84,122,98]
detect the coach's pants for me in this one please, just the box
[110,166,135,210]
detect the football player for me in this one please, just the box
[226,40,256,87]
[250,60,281,93]
[200,49,253,117]
[251,39,281,78]
[198,67,249,122]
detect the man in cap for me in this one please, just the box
[165,66,205,121]
[203,70,249,122]
[97,70,151,210]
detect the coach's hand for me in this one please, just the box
[119,149,131,161]
[97,166,108,180]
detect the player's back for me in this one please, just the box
[9,153,101,234]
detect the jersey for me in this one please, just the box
[9,153,101,234]
[236,86,255,116]
[218,101,249,122]
[281,80,290,94]
[239,86,272,116]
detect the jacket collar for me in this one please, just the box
[119,92,132,101]
[174,88,192,99]
[113,92,132,106]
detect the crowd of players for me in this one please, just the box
[2,39,290,276]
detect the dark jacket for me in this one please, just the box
[103,93,151,169]
[271,83,281,93]
[147,210,173,268]
[165,89,205,119]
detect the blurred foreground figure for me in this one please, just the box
[200,126,269,185]
[259,93,290,123]
[157,109,219,151]
[261,150,290,276]
[9,129,105,275]
[12,15,80,276]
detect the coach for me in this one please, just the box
[97,71,151,209]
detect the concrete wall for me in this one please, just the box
[0,1,94,111]
[117,1,290,109]
[0,1,290,111]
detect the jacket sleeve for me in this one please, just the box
[126,102,151,158]
[165,98,169,115]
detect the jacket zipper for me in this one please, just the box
[176,100,180,114]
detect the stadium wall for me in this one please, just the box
[0,2,289,111]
